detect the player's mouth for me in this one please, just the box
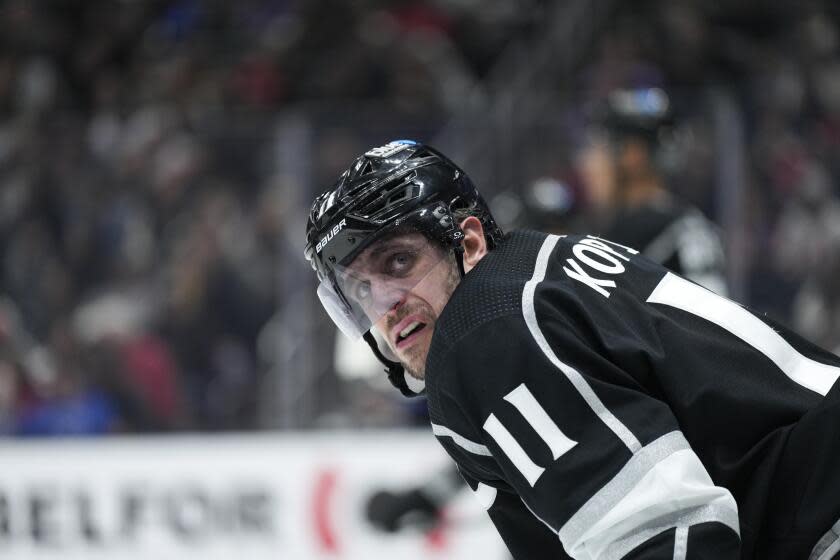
[393,317,429,350]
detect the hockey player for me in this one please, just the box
[304,140,840,559]
[591,87,728,295]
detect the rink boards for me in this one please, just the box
[0,431,506,560]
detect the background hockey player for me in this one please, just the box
[589,87,728,295]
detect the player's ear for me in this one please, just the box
[459,216,487,273]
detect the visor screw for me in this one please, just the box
[328,256,336,263]
[348,236,355,244]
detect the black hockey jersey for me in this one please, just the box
[424,230,840,560]
[604,197,728,296]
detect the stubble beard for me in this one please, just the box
[395,262,460,381]
[402,334,430,380]
[383,300,433,381]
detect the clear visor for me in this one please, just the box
[317,232,451,340]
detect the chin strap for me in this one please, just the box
[453,244,466,278]
[363,331,420,397]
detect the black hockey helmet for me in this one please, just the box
[595,87,675,147]
[304,140,501,395]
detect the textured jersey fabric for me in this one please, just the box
[425,230,840,560]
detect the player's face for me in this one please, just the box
[345,233,459,380]
[615,137,654,185]
[577,135,616,208]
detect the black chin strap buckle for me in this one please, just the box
[362,331,419,397]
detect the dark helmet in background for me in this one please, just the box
[591,87,690,175]
[596,87,675,145]
[304,140,502,395]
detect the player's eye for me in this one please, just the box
[384,251,416,277]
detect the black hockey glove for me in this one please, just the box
[365,488,441,533]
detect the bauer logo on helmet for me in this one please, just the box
[316,219,347,253]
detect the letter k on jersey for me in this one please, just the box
[563,237,638,298]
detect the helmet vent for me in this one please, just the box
[350,159,374,179]
[352,173,420,219]
[386,184,420,207]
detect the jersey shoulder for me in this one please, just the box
[431,229,547,351]
[428,230,669,371]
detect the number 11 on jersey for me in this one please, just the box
[483,384,578,486]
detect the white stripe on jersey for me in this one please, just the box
[559,431,739,560]
[811,518,840,560]
[560,431,691,543]
[648,272,840,396]
[598,503,736,560]
[431,423,492,456]
[673,526,689,560]
[473,483,498,510]
[523,235,642,452]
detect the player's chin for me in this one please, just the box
[404,363,426,381]
[400,345,431,380]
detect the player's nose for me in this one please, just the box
[370,281,408,319]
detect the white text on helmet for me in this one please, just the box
[365,141,412,159]
[316,219,347,254]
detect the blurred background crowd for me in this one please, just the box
[1,0,839,436]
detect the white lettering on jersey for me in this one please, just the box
[484,383,578,487]
[563,260,616,297]
[573,245,626,274]
[586,235,640,256]
[563,236,638,298]
[580,237,637,259]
